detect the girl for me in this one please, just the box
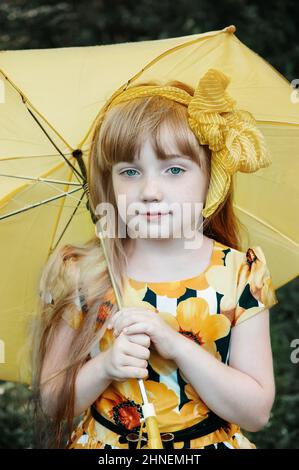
[33,69,279,449]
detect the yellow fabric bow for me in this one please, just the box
[98,68,272,218]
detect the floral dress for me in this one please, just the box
[63,239,278,449]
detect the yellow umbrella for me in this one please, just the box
[0,24,298,390]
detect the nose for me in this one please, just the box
[140,176,163,202]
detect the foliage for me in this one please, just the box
[0,381,33,448]
[0,0,298,81]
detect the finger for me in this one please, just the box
[113,314,142,336]
[107,307,142,329]
[109,307,155,328]
[123,341,150,360]
[127,333,151,348]
[107,310,122,329]
[122,367,148,379]
[122,355,148,369]
[123,322,152,336]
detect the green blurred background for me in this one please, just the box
[0,0,298,449]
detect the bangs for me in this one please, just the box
[98,94,209,172]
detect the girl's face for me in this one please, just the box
[112,127,209,240]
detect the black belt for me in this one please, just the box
[90,404,229,444]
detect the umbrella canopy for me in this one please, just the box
[0,24,298,383]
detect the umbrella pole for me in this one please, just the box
[96,227,163,450]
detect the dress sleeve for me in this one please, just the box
[39,245,86,330]
[233,246,279,327]
[41,290,85,330]
[61,292,86,330]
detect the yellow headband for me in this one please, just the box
[97,68,272,218]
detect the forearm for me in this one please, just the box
[173,334,272,432]
[74,350,112,417]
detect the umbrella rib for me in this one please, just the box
[0,173,82,186]
[51,189,87,253]
[233,204,299,248]
[1,69,86,192]
[0,153,74,162]
[0,187,83,221]
[1,70,87,186]
[25,106,83,182]
[0,69,74,151]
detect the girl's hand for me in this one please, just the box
[108,307,180,361]
[103,331,150,382]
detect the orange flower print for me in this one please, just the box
[205,248,241,324]
[150,298,229,376]
[92,380,184,445]
[94,381,144,437]
[96,300,113,329]
[176,297,231,351]
[179,382,209,427]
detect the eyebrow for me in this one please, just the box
[115,154,192,166]
[163,153,193,161]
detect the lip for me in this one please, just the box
[142,212,170,221]
[142,212,169,215]
[147,212,166,215]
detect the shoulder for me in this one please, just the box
[232,244,278,326]
[214,240,273,279]
[211,241,278,327]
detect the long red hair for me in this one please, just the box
[32,79,244,448]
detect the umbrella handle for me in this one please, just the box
[96,229,163,449]
[141,403,163,449]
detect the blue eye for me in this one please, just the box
[120,166,185,177]
[167,167,185,175]
[120,169,138,177]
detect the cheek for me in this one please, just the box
[193,171,208,201]
[175,172,207,202]
[113,177,134,207]
[113,175,124,196]
[112,177,131,223]
[171,174,206,226]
